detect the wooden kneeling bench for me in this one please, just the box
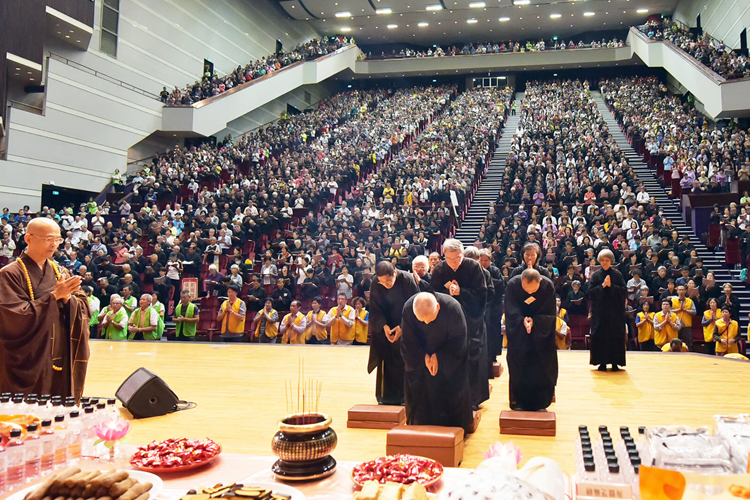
[386,425,464,467]
[499,410,556,436]
[347,405,406,429]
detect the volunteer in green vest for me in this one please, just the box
[128,293,164,341]
[112,168,124,193]
[121,285,137,317]
[99,294,128,340]
[174,289,200,340]
[151,293,166,321]
[84,286,100,339]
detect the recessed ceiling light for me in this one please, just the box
[340,27,351,31]
[376,8,392,14]
[387,24,398,28]
[499,17,510,21]
[584,11,595,16]
[426,4,443,11]
[469,2,486,7]
[335,11,351,17]
[65,35,70,38]
[637,8,648,13]
[467,18,478,23]
[418,21,429,26]
[550,13,561,18]
[15,67,20,71]
[514,0,530,5]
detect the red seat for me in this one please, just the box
[568,314,590,348]
[726,238,741,265]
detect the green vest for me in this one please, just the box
[101,307,128,340]
[122,296,137,317]
[129,306,165,341]
[88,297,100,326]
[174,302,198,337]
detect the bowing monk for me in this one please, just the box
[504,268,558,411]
[368,261,419,405]
[400,292,472,432]
[0,218,90,401]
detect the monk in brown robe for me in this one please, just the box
[0,218,90,401]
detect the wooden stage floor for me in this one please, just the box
[85,341,750,473]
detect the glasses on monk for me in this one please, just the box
[29,234,64,245]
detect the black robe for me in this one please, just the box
[510,264,551,280]
[367,270,420,405]
[417,272,433,292]
[400,293,472,432]
[486,264,505,358]
[431,258,489,407]
[587,267,628,367]
[504,275,558,411]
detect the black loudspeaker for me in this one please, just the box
[115,368,179,418]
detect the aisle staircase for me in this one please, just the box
[455,94,521,247]
[592,91,750,331]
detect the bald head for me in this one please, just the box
[25,217,62,262]
[413,292,440,324]
[521,268,542,295]
[28,217,60,234]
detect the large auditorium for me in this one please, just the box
[1,0,750,499]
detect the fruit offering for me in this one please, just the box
[130,437,221,469]
[352,455,444,487]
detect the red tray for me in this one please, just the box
[351,455,444,488]
[130,445,222,473]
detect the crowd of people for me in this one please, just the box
[641,20,750,80]
[0,82,513,344]
[603,76,750,190]
[361,37,625,60]
[469,79,743,356]
[162,36,353,105]
[602,75,750,260]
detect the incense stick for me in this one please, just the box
[284,357,323,423]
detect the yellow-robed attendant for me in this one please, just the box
[713,308,740,355]
[280,301,307,344]
[635,302,655,350]
[653,300,681,348]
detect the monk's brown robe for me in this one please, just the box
[0,254,90,401]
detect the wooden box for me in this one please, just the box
[499,410,556,436]
[468,411,481,434]
[347,404,406,430]
[493,362,503,378]
[386,425,464,467]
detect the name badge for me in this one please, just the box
[524,296,536,304]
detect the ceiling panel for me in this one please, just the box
[275,0,678,45]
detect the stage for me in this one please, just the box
[85,341,750,472]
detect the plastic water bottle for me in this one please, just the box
[67,411,83,462]
[81,407,96,458]
[23,424,41,482]
[6,429,25,490]
[0,395,12,414]
[39,420,55,474]
[10,396,26,415]
[105,398,119,421]
[53,415,68,469]
[0,445,7,495]
[95,402,107,423]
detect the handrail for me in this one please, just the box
[166,44,358,109]
[363,43,627,61]
[630,27,725,85]
[9,100,44,114]
[48,52,160,100]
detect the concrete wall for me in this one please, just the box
[0,0,320,211]
[673,0,750,48]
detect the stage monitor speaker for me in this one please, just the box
[116,367,179,418]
